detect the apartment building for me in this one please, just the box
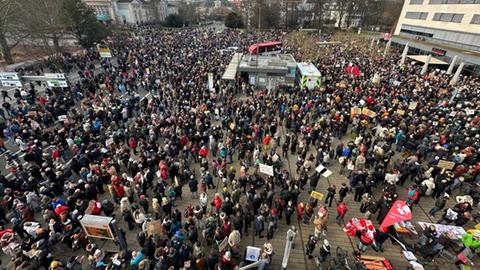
[394,0,480,51]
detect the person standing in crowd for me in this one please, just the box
[336,201,348,225]
[325,185,336,207]
[429,194,449,217]
[338,183,349,202]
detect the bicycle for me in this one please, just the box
[336,246,351,270]
[313,247,350,270]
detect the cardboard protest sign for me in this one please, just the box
[351,107,362,116]
[80,215,114,240]
[361,108,376,118]
[437,160,455,170]
[146,220,163,236]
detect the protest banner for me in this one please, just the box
[379,200,412,231]
[437,160,455,170]
[80,214,114,240]
[259,164,274,176]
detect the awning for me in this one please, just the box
[222,53,242,81]
[407,55,448,65]
[96,14,110,21]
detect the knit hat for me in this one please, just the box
[93,249,105,262]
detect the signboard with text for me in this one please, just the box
[431,47,447,56]
[0,72,21,87]
[259,163,274,176]
[44,73,66,80]
[47,80,68,88]
[1,80,22,87]
[310,191,324,200]
[437,160,455,170]
[315,164,333,178]
[99,48,112,58]
[0,72,19,81]
[79,214,115,240]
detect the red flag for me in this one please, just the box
[352,66,359,77]
[345,65,351,74]
[379,200,412,231]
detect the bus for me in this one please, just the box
[248,41,282,55]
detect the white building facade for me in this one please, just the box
[83,0,118,22]
[83,0,168,24]
[394,0,480,51]
[115,0,156,24]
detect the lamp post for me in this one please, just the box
[281,226,297,270]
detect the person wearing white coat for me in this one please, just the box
[421,178,436,196]
[199,192,208,213]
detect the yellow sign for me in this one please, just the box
[362,108,377,118]
[351,107,362,116]
[310,191,324,200]
[99,47,112,58]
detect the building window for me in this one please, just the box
[405,12,428,20]
[430,0,480,3]
[400,28,434,38]
[410,0,424,4]
[472,14,480,24]
[433,13,464,22]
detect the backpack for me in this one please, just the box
[407,188,418,201]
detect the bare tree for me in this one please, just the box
[19,0,67,54]
[337,0,349,29]
[0,0,28,64]
[309,0,326,30]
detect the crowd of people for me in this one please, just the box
[0,24,478,270]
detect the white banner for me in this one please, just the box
[208,72,214,91]
[259,163,274,176]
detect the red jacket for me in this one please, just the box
[91,201,102,215]
[213,196,222,210]
[337,202,348,216]
[263,136,271,146]
[113,184,125,198]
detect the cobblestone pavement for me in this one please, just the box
[0,60,476,270]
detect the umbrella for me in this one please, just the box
[343,217,376,239]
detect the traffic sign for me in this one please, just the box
[0,72,19,81]
[47,80,68,88]
[1,80,23,87]
[44,73,66,80]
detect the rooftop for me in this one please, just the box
[297,62,321,76]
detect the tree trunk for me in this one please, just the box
[52,34,62,54]
[0,34,14,64]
